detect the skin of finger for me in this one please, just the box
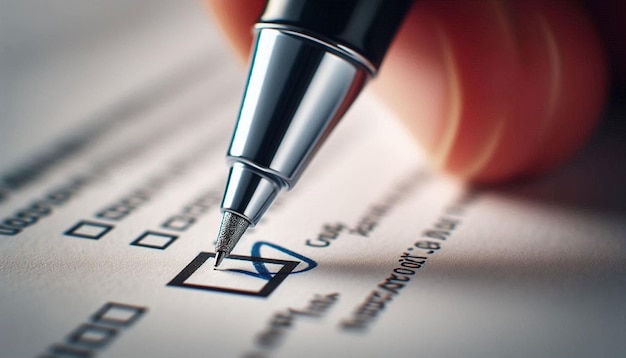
[375,0,606,183]
[519,1,606,176]
[375,1,541,182]
[206,0,606,183]
[204,0,265,61]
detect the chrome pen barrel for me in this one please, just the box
[221,26,371,225]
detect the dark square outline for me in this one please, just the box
[64,220,114,240]
[91,302,146,327]
[130,231,178,250]
[67,323,118,348]
[167,252,299,297]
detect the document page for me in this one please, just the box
[1,2,624,357]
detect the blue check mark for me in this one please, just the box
[226,241,317,280]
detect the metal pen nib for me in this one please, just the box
[214,251,227,268]
[214,211,250,267]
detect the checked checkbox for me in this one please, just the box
[167,252,299,297]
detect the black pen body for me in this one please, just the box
[260,0,413,69]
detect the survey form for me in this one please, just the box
[1,2,624,357]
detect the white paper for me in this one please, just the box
[1,2,624,357]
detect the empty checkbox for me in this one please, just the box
[64,221,114,240]
[130,231,178,250]
[91,302,146,327]
[67,323,117,348]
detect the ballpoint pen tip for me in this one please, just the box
[214,212,250,267]
[214,250,227,267]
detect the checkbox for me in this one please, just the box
[91,302,146,327]
[64,221,114,240]
[67,323,117,348]
[161,215,195,231]
[130,231,178,250]
[167,252,299,297]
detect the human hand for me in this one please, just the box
[205,0,608,183]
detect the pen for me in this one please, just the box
[214,0,412,267]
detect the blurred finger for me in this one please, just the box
[374,0,606,182]
[205,0,265,61]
